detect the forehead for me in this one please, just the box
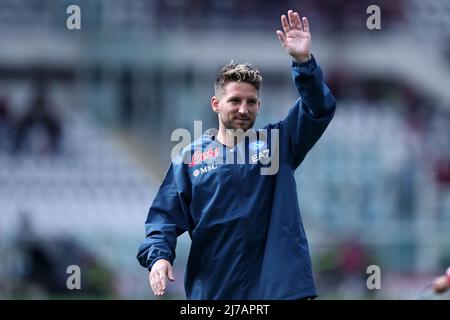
[221,82,258,98]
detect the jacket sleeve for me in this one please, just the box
[281,54,337,169]
[136,162,191,271]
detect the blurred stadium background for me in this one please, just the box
[1,0,450,299]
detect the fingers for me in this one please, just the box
[276,30,286,46]
[281,14,290,34]
[159,270,166,293]
[149,271,161,296]
[149,272,156,294]
[150,270,166,296]
[282,10,309,33]
[294,12,303,30]
[302,16,310,33]
[288,10,298,30]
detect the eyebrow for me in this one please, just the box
[227,96,258,101]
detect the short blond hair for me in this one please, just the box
[214,62,262,96]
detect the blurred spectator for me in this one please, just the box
[338,238,373,299]
[119,68,134,127]
[13,213,64,297]
[435,157,450,186]
[13,212,116,299]
[0,96,13,152]
[339,239,369,278]
[152,0,406,33]
[315,238,374,298]
[315,245,343,291]
[434,155,450,220]
[12,83,62,156]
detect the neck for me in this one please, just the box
[216,123,244,148]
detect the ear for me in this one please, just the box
[256,99,261,113]
[211,96,220,113]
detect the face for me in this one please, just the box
[211,82,260,131]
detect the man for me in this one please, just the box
[137,9,336,299]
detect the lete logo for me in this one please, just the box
[189,147,220,167]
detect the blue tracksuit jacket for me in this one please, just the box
[137,55,336,299]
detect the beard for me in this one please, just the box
[222,116,256,131]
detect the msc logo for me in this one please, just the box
[192,163,218,177]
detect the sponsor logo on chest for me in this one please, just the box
[250,149,270,163]
[192,163,218,177]
[249,140,271,164]
[189,147,220,167]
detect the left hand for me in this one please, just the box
[276,10,311,63]
[433,275,450,293]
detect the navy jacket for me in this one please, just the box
[137,55,336,299]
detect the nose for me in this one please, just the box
[238,103,249,115]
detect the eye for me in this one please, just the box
[229,98,240,105]
[248,100,257,106]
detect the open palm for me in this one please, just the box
[276,10,311,63]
